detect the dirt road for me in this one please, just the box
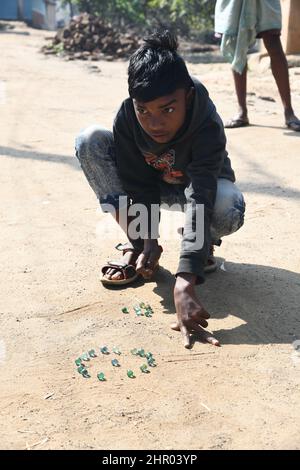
[1,22,300,450]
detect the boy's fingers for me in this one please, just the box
[172,315,208,329]
[141,268,154,280]
[196,317,209,328]
[136,254,159,279]
[170,321,180,331]
[199,308,210,320]
[191,323,220,347]
[135,253,148,272]
[147,250,161,271]
[171,318,208,330]
[205,335,220,347]
[171,320,219,347]
[191,312,209,328]
[170,322,190,347]
[180,324,191,349]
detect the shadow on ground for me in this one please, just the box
[0,146,80,170]
[153,261,300,346]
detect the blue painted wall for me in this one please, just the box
[0,1,33,20]
[0,0,18,19]
[24,0,33,20]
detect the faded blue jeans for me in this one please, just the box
[75,125,245,246]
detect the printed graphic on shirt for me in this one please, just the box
[143,150,185,184]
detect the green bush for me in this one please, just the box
[61,0,216,35]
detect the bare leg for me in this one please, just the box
[225,66,249,128]
[263,34,300,129]
[233,66,248,119]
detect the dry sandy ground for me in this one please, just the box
[1,22,300,450]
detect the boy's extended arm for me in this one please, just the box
[176,109,227,284]
[174,110,226,348]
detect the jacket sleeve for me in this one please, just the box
[113,105,161,239]
[176,108,227,284]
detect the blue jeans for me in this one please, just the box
[75,125,245,245]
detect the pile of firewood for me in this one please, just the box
[42,13,140,60]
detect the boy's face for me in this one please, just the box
[133,87,194,144]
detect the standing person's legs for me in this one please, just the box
[75,125,144,282]
[262,33,300,131]
[225,66,250,128]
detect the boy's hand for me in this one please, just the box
[172,273,220,348]
[135,239,162,279]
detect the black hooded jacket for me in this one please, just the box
[113,77,235,283]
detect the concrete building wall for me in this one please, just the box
[0,0,59,29]
[45,0,57,30]
[31,0,57,30]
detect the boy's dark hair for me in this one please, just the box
[128,30,191,103]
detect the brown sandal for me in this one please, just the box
[101,243,141,286]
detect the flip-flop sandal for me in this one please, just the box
[286,120,300,132]
[224,118,250,129]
